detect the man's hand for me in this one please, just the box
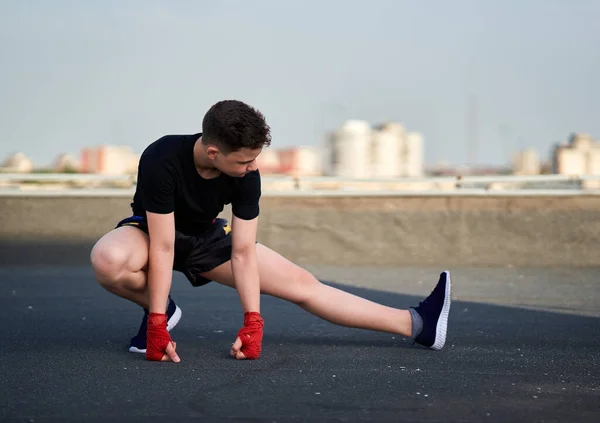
[146,312,181,363]
[230,312,264,360]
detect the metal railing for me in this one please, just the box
[0,173,135,183]
[0,172,599,197]
[0,172,596,184]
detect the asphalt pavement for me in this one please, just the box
[0,242,599,422]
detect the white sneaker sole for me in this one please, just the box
[167,305,182,332]
[430,271,452,350]
[128,305,182,354]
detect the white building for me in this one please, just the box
[1,152,34,173]
[404,132,424,177]
[553,133,600,175]
[330,120,372,178]
[372,123,404,178]
[292,147,322,176]
[52,153,80,172]
[512,148,541,175]
[328,120,424,178]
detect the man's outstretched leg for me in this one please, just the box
[201,243,451,351]
[90,225,182,354]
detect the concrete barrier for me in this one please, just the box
[1,194,600,267]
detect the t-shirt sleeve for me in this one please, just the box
[137,155,176,214]
[231,170,261,220]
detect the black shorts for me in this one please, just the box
[115,216,232,287]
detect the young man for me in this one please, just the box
[90,100,452,363]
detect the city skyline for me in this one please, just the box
[1,1,599,167]
[1,123,597,173]
[3,130,600,179]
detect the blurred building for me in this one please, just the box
[372,123,404,178]
[256,148,281,174]
[1,152,34,173]
[80,145,139,175]
[553,133,600,175]
[404,132,424,177]
[331,120,372,178]
[328,120,424,178]
[52,153,80,173]
[512,148,541,175]
[278,147,322,176]
[257,147,322,176]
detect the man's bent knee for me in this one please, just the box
[90,244,131,288]
[90,227,149,290]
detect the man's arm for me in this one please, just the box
[229,214,265,360]
[230,214,260,314]
[146,211,176,314]
[145,211,180,362]
[228,169,263,360]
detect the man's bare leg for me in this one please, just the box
[90,226,182,354]
[90,226,150,309]
[201,243,414,337]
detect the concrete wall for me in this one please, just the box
[1,194,600,267]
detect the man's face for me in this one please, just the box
[214,146,262,177]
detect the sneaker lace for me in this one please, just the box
[415,289,437,311]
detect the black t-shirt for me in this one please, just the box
[131,133,261,235]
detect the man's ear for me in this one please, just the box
[206,145,220,160]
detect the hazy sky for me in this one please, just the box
[1,0,598,167]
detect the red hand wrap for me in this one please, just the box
[237,312,264,360]
[146,312,172,361]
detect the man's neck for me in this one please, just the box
[193,136,221,179]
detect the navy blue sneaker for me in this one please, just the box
[412,271,452,350]
[128,296,182,354]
